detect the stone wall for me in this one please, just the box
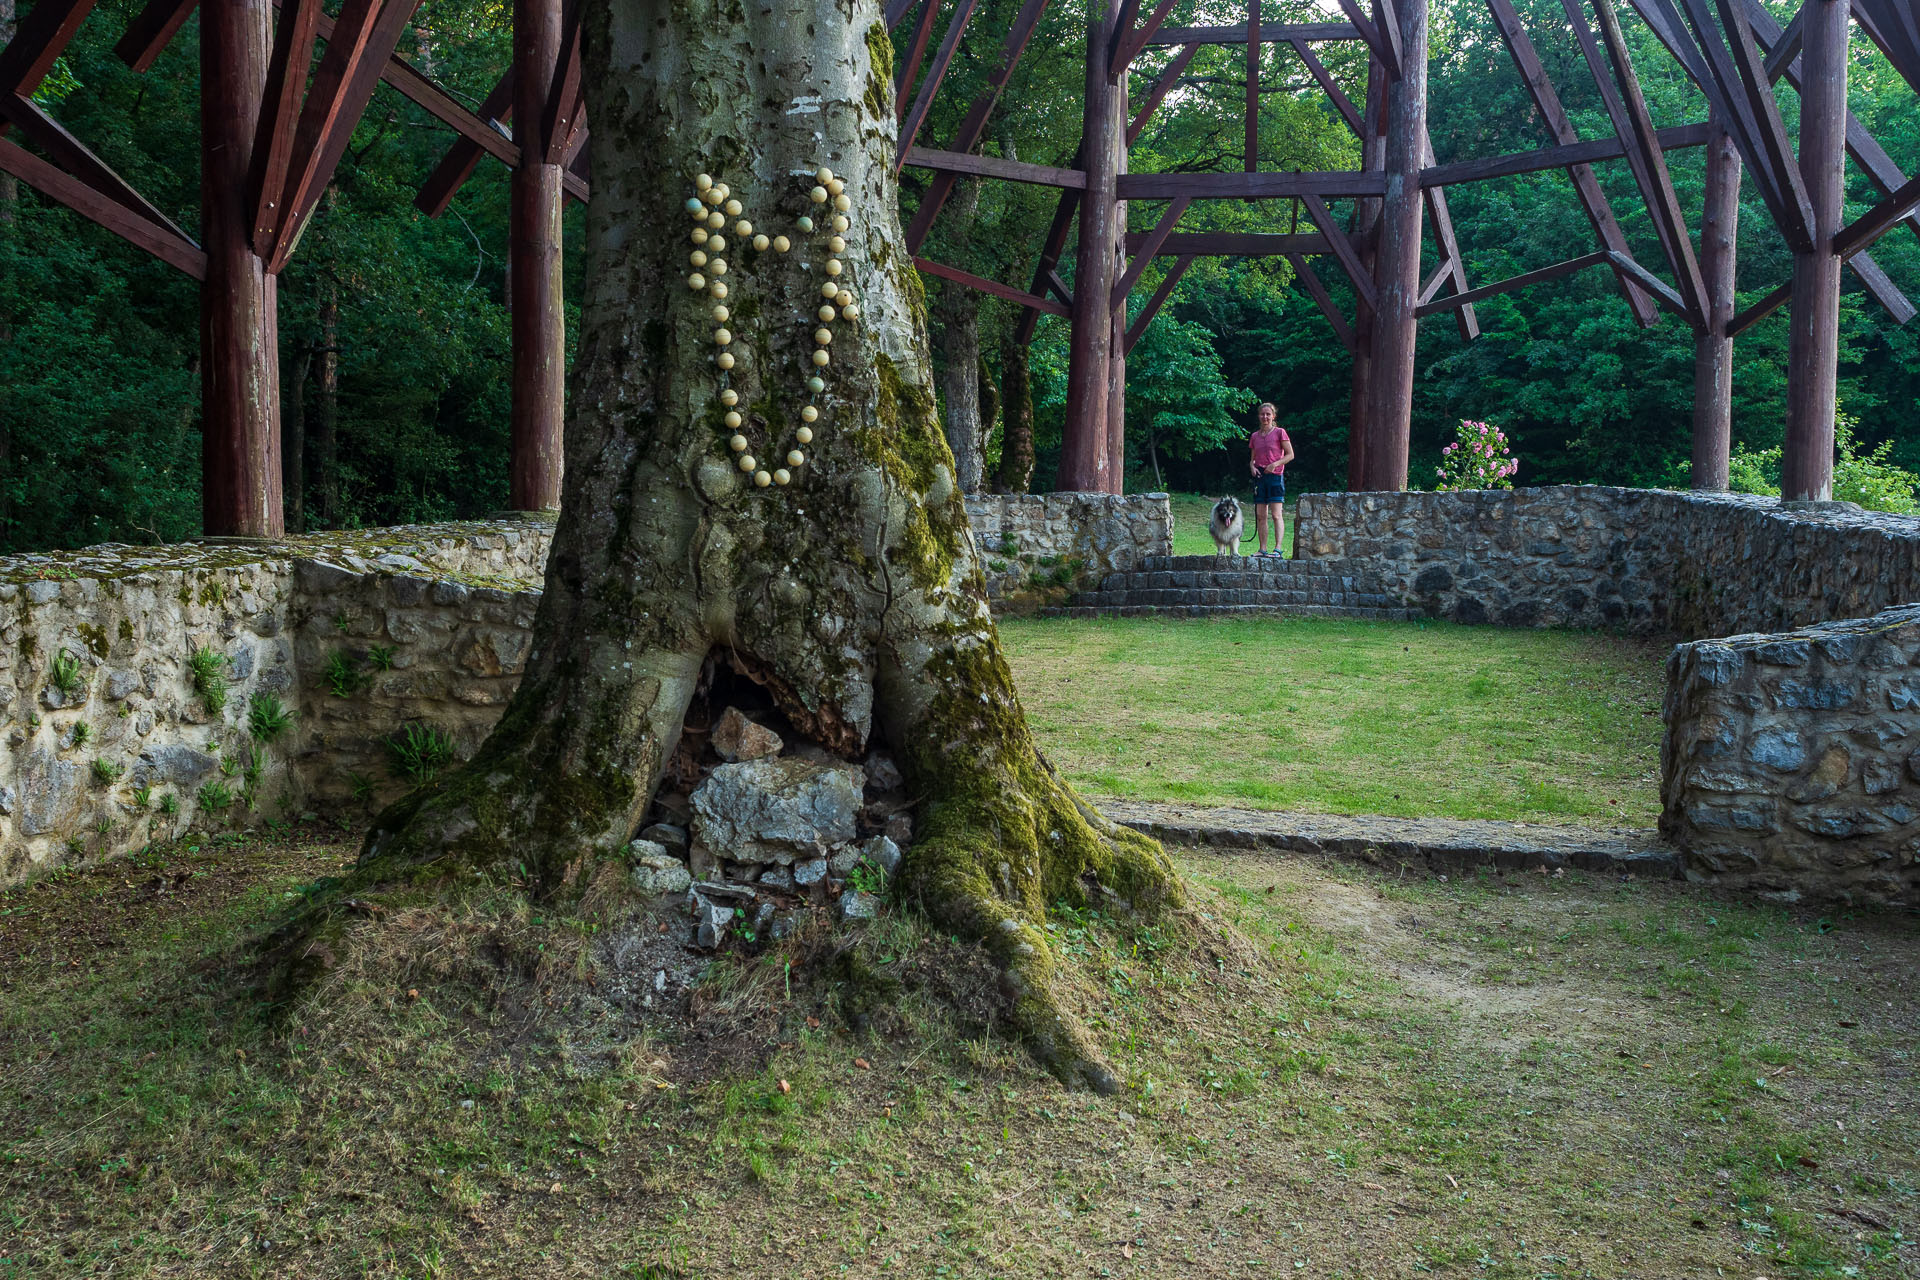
[1292,487,1920,639]
[0,521,550,887]
[964,492,1172,602]
[1662,605,1920,907]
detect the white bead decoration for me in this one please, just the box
[707,235,726,253]
[707,211,725,229]
[812,349,830,367]
[688,273,705,290]
[796,426,813,443]
[828,236,846,253]
[834,193,851,212]
[730,433,748,451]
[753,234,770,251]
[710,282,727,299]
[737,454,756,472]
[713,304,730,322]
[724,411,742,428]
[824,259,843,277]
[841,302,859,321]
[801,406,818,422]
[713,327,732,346]
[818,305,836,322]
[692,227,709,245]
[821,281,840,299]
[774,468,791,485]
[720,388,738,405]
[831,214,849,232]
[753,470,771,487]
[724,199,743,216]
[815,167,834,184]
[796,216,814,233]
[710,258,728,276]
[836,289,854,309]
[691,250,708,267]
[717,351,734,369]
[787,450,805,467]
[814,328,832,345]
[773,235,791,252]
[827,177,844,196]
[734,220,752,237]
[809,186,828,203]
[696,173,713,191]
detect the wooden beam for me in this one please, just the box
[1706,0,1814,250]
[1015,186,1079,343]
[1113,0,1180,70]
[1726,278,1788,337]
[896,0,979,164]
[1760,3,1802,80]
[540,0,583,165]
[1045,267,1073,306]
[0,0,96,96]
[919,255,1072,314]
[895,0,939,118]
[1833,173,1920,261]
[414,69,515,216]
[901,149,1084,189]
[250,0,323,252]
[1418,121,1711,186]
[0,93,192,241]
[1421,138,1477,339]
[1112,195,1189,305]
[1781,0,1848,502]
[1692,113,1738,489]
[1124,229,1331,255]
[1299,191,1379,310]
[1245,0,1259,172]
[115,0,197,73]
[1288,37,1362,136]
[1847,252,1915,327]
[1124,253,1195,352]
[1852,0,1920,92]
[0,134,204,276]
[1603,250,1690,317]
[1139,21,1357,45]
[884,0,918,30]
[1360,0,1422,492]
[1331,0,1394,74]
[1126,41,1197,144]
[1417,256,1452,306]
[900,0,1049,249]
[1286,251,1357,352]
[1415,250,1608,315]
[1581,0,1706,322]
[1373,0,1405,81]
[1106,0,1145,73]
[1117,169,1386,198]
[1483,0,1657,325]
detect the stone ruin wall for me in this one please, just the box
[1663,606,1920,907]
[1295,486,1920,907]
[963,492,1171,603]
[0,497,1163,887]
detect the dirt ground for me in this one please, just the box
[0,829,1915,1279]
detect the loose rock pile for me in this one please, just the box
[629,705,908,954]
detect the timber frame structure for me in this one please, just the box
[1,0,1917,530]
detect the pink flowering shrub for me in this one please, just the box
[1434,419,1519,491]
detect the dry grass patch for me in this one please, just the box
[1,831,1915,1278]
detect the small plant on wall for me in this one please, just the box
[324,651,362,698]
[387,723,456,785]
[187,646,230,715]
[50,647,84,697]
[248,692,295,742]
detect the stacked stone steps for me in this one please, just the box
[1050,555,1424,622]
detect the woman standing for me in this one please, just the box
[1248,402,1295,557]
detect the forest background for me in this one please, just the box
[0,0,1915,552]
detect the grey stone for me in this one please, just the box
[838,890,881,922]
[628,841,692,896]
[105,669,140,701]
[828,844,863,875]
[1862,760,1903,795]
[710,707,783,762]
[792,857,829,887]
[694,902,734,949]
[1747,731,1807,772]
[692,880,757,901]
[138,744,219,787]
[758,865,794,891]
[25,581,61,604]
[0,785,12,816]
[861,835,903,878]
[884,813,913,845]
[864,751,905,793]
[18,751,81,836]
[690,755,863,863]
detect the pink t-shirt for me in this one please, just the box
[1251,428,1290,473]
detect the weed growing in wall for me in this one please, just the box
[187,647,230,715]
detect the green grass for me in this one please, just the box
[1164,489,1297,558]
[999,614,1666,825]
[2,834,1913,1278]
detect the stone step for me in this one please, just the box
[1097,569,1383,593]
[1072,587,1402,609]
[1135,554,1374,573]
[1044,603,1427,622]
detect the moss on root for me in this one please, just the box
[896,633,1183,1092]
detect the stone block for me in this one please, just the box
[691,755,863,863]
[711,707,783,762]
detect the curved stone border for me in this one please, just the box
[1099,799,1680,879]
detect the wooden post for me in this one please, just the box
[201,0,284,537]
[1362,0,1425,493]
[1692,111,1739,491]
[1060,0,1121,493]
[1782,0,1847,503]
[1106,69,1127,494]
[1346,56,1384,492]
[510,0,566,511]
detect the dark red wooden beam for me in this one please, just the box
[540,0,582,164]
[1245,0,1260,171]
[902,146,1085,187]
[0,0,97,95]
[1726,278,1789,338]
[250,0,323,251]
[1288,37,1362,135]
[1852,0,1920,92]
[1833,173,1920,261]
[1015,185,1080,343]
[0,93,192,240]
[915,255,1070,316]
[1704,0,1813,248]
[1125,230,1330,254]
[1298,192,1378,310]
[1332,0,1393,75]
[896,0,978,164]
[0,133,204,276]
[1420,165,1477,338]
[1140,21,1358,46]
[1414,250,1608,316]
[1603,250,1689,317]
[1112,195,1189,304]
[884,0,918,30]
[1126,41,1197,144]
[895,0,939,118]
[1118,170,1386,198]
[1285,251,1357,352]
[902,0,1050,249]
[1484,0,1656,325]
[1418,120,1711,185]
[415,68,514,216]
[1760,3,1802,79]
[115,0,196,72]
[1112,0,1179,71]
[1123,253,1195,352]
[1106,0,1145,74]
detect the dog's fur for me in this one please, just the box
[1209,496,1244,558]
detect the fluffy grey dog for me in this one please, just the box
[1209,496,1244,558]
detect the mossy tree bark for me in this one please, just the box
[284,0,1180,1089]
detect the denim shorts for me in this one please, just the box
[1252,473,1286,505]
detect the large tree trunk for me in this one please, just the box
[272,0,1179,1090]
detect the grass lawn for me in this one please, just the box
[1164,490,1296,558]
[3,832,1914,1278]
[999,615,1667,826]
